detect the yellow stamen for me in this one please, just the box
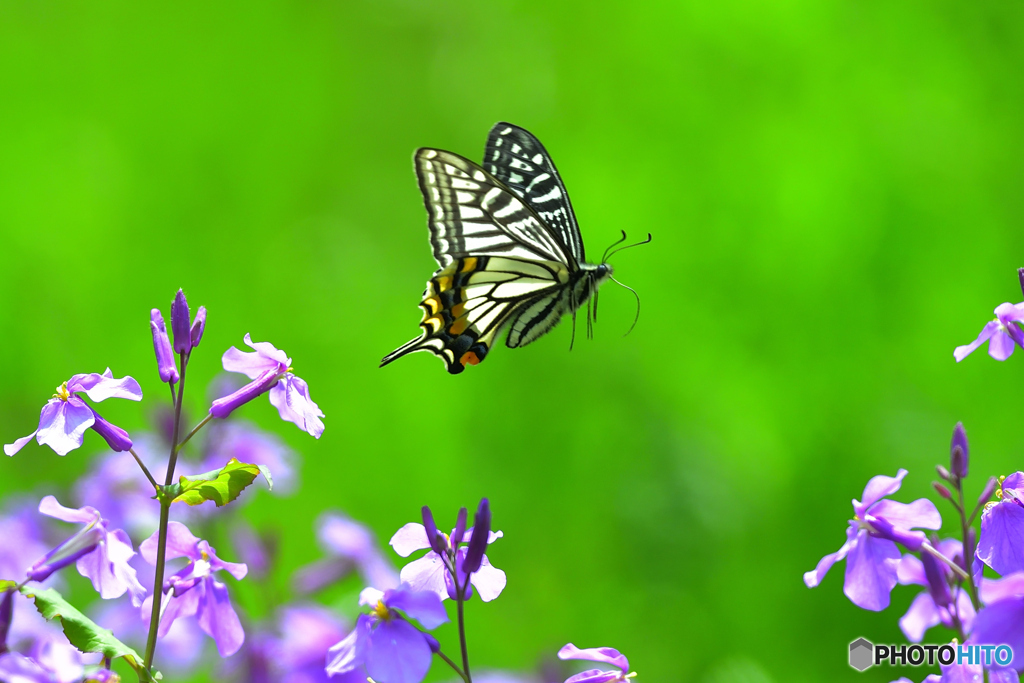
[373,600,391,621]
[53,382,71,402]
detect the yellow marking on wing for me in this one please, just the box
[461,351,480,366]
[460,257,478,273]
[450,316,470,335]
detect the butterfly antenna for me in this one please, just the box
[605,233,652,261]
[610,276,642,337]
[601,230,628,263]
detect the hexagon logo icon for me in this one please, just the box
[849,638,874,671]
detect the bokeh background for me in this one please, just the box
[3,1,1024,681]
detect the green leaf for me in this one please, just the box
[19,585,146,676]
[0,579,16,592]
[173,458,272,507]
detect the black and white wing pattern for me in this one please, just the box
[484,122,585,264]
[416,148,571,268]
[380,148,574,374]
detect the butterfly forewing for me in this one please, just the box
[416,148,571,268]
[484,123,584,264]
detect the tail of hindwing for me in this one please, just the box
[380,256,500,374]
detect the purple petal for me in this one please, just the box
[855,469,908,517]
[898,592,941,642]
[991,669,1020,683]
[897,554,927,586]
[274,604,347,668]
[398,553,448,601]
[390,523,431,557]
[326,614,371,676]
[77,528,146,606]
[803,526,855,588]
[1005,472,1024,491]
[141,521,202,564]
[201,542,247,581]
[557,643,628,672]
[4,430,38,456]
[384,586,448,629]
[38,495,97,524]
[68,370,143,402]
[564,670,622,683]
[990,328,1017,361]
[268,375,325,438]
[152,583,201,637]
[196,577,245,657]
[365,619,432,683]
[359,587,385,607]
[978,503,1024,575]
[972,597,1024,670]
[222,338,286,380]
[190,306,207,348]
[996,302,1024,324]
[843,530,901,611]
[36,398,94,456]
[955,321,999,362]
[469,554,506,602]
[870,498,942,530]
[0,652,53,683]
[321,513,375,559]
[980,572,1024,604]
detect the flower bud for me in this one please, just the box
[171,289,192,355]
[190,306,207,348]
[979,477,1000,506]
[936,465,951,481]
[422,506,446,556]
[950,422,969,479]
[451,507,468,546]
[1019,267,1024,299]
[149,310,179,384]
[933,482,952,499]
[422,632,441,654]
[209,370,281,419]
[88,408,132,452]
[921,550,952,608]
[463,498,490,575]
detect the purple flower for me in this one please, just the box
[389,504,506,603]
[191,306,207,349]
[294,512,399,594]
[804,469,942,611]
[972,573,1024,672]
[141,521,248,657]
[955,302,1024,362]
[900,663,1021,682]
[92,597,206,676]
[0,652,52,683]
[978,473,1024,576]
[896,540,975,642]
[557,644,635,683]
[150,309,179,384]
[210,334,324,438]
[325,584,447,683]
[5,369,142,457]
[27,496,145,606]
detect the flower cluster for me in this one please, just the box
[0,288,635,683]
[806,269,1024,682]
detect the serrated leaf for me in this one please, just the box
[173,458,272,507]
[19,585,146,676]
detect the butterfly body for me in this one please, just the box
[382,124,617,374]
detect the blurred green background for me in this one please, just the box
[3,0,1024,681]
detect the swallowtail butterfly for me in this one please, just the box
[381,122,648,374]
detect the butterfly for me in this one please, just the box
[381,122,649,374]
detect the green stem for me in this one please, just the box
[174,414,212,454]
[129,448,158,491]
[956,482,981,610]
[142,353,188,674]
[456,571,472,683]
[435,649,468,682]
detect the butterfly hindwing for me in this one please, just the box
[416,148,571,269]
[380,255,568,374]
[484,122,584,264]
